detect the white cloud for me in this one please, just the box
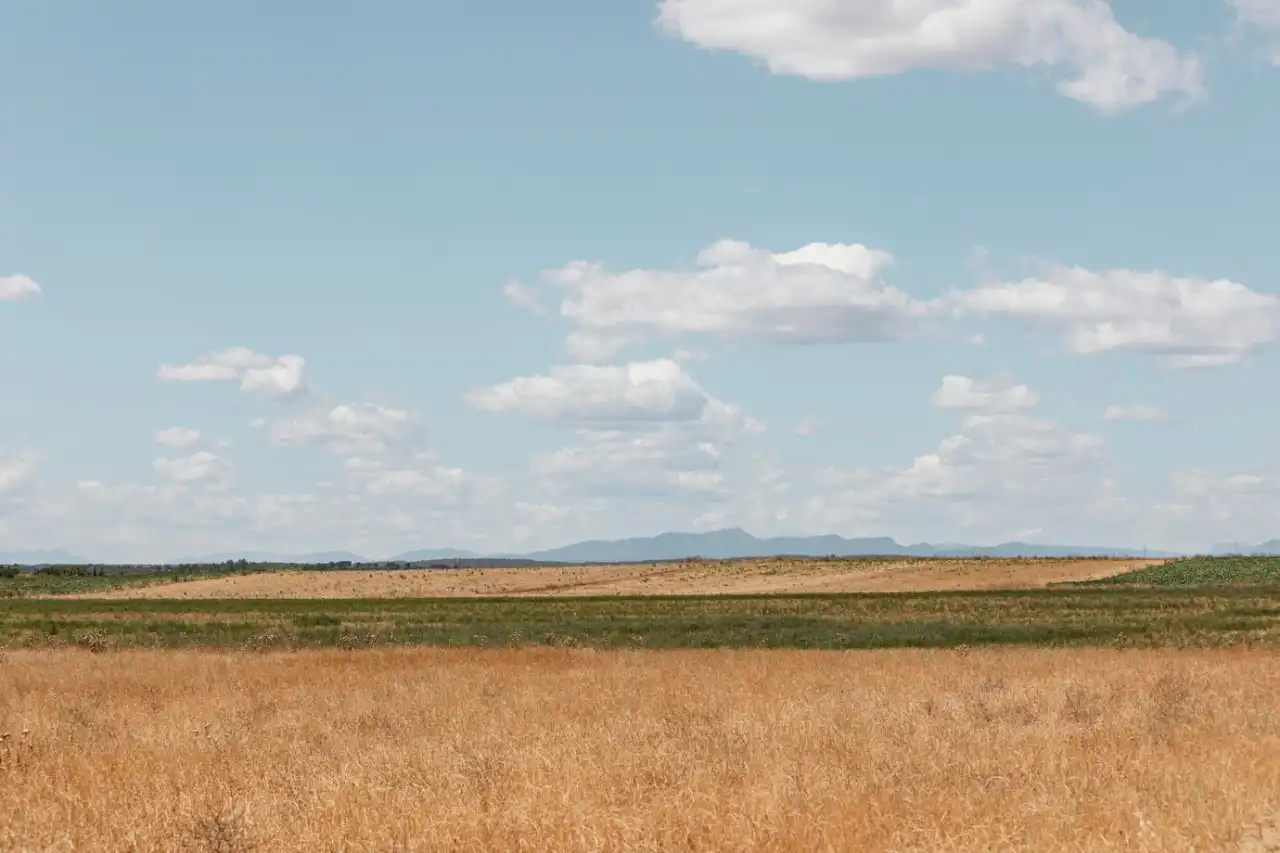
[1230,0,1280,62]
[529,431,732,500]
[1102,404,1168,422]
[932,375,1040,412]
[951,264,1280,367]
[502,280,547,316]
[158,347,308,399]
[807,377,1108,540]
[6,458,485,563]
[1150,468,1280,546]
[343,452,467,499]
[794,415,825,436]
[467,358,759,434]
[563,329,646,362]
[471,359,762,510]
[152,451,231,485]
[267,402,412,453]
[671,348,710,363]
[2,347,485,559]
[0,274,41,301]
[512,239,935,358]
[363,466,466,498]
[823,413,1103,503]
[260,395,474,511]
[154,427,202,449]
[0,452,39,493]
[657,0,1203,113]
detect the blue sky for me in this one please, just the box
[2,0,1279,561]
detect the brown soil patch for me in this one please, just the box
[75,557,1166,599]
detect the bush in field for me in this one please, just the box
[34,565,88,577]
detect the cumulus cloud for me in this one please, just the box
[807,376,1108,539]
[951,265,1280,367]
[258,397,473,510]
[509,239,935,358]
[2,355,481,559]
[1103,404,1168,422]
[152,450,231,485]
[656,0,1203,113]
[158,347,307,399]
[467,358,759,434]
[8,452,480,562]
[1230,0,1280,62]
[342,452,467,499]
[563,330,647,362]
[154,427,202,449]
[794,416,825,436]
[530,431,730,499]
[932,375,1040,412]
[0,451,39,493]
[364,466,467,498]
[824,413,1103,503]
[502,280,547,316]
[0,274,41,301]
[267,403,412,452]
[470,359,761,506]
[1151,468,1280,545]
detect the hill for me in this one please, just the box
[506,529,1175,564]
[389,548,483,562]
[0,548,87,565]
[7,531,1179,568]
[182,550,368,564]
[1209,539,1280,556]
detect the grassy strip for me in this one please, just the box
[1079,555,1280,587]
[4,586,1279,650]
[0,572,187,597]
[0,567,288,597]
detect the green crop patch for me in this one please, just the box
[3,586,1279,651]
[1079,555,1280,587]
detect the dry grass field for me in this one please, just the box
[72,557,1166,599]
[3,646,1279,852]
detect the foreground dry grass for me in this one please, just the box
[3,648,1279,852]
[77,557,1165,599]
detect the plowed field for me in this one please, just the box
[74,557,1166,599]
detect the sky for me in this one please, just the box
[2,0,1280,561]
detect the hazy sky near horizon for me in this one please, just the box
[3,0,1280,561]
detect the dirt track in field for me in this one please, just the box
[74,557,1167,599]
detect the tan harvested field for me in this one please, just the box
[2,649,1279,852]
[78,556,1167,599]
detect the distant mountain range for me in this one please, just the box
[180,550,367,565]
[0,548,87,565]
[390,548,485,562]
[1209,539,1280,556]
[7,528,1253,567]
[495,529,1178,563]
[183,528,1181,565]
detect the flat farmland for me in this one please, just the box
[3,647,1279,852]
[65,556,1167,600]
[6,557,1280,851]
[6,585,1280,651]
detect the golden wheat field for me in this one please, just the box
[2,647,1279,852]
[73,556,1166,599]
